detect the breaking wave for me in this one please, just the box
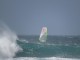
[2,57,80,60]
[0,22,22,58]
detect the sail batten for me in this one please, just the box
[39,27,47,43]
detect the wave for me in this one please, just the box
[0,22,22,58]
[19,39,29,43]
[2,57,80,60]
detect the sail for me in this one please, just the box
[39,27,47,42]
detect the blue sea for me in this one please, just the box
[10,35,80,60]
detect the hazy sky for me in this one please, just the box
[0,0,80,35]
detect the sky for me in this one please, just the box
[0,0,80,35]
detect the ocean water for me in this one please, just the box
[1,34,80,60]
[14,35,80,60]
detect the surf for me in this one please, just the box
[4,57,80,60]
[0,22,22,59]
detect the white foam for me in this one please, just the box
[19,39,29,43]
[2,57,80,60]
[0,22,22,58]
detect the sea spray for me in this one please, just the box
[0,22,22,58]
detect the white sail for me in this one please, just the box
[39,27,47,43]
